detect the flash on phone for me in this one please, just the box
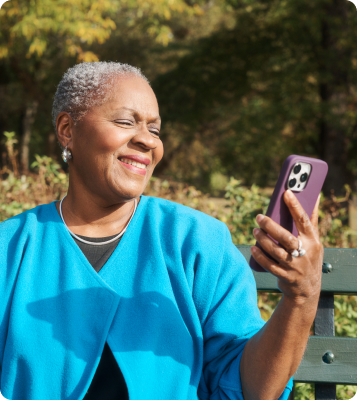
[287,162,312,192]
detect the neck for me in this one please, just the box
[55,183,139,238]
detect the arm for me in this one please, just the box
[240,190,323,400]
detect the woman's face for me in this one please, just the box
[60,76,163,205]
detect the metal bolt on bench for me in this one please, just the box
[237,246,357,400]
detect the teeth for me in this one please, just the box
[120,158,146,169]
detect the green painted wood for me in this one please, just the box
[319,248,357,294]
[294,336,357,385]
[236,246,357,294]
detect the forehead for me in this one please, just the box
[98,76,159,119]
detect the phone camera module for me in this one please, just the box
[287,162,311,192]
[300,173,308,183]
[289,178,297,188]
[293,164,301,174]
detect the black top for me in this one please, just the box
[74,233,123,273]
[73,233,129,400]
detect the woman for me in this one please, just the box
[0,62,323,400]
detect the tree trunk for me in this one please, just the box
[21,101,38,173]
[318,0,353,196]
[47,131,59,161]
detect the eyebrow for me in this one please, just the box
[114,107,161,122]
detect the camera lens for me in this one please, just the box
[293,164,301,174]
[289,178,296,188]
[300,173,308,183]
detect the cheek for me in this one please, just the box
[80,123,129,154]
[96,131,128,153]
[153,141,164,165]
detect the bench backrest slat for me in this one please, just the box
[237,246,357,294]
[294,336,357,384]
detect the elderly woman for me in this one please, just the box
[0,62,322,400]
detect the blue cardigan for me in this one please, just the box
[0,196,293,400]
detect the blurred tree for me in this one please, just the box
[0,0,201,171]
[153,0,357,195]
[1,0,357,196]
[0,0,117,171]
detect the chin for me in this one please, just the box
[111,183,146,202]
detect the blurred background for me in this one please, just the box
[1,0,357,399]
[2,0,357,195]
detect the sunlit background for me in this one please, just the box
[1,0,357,399]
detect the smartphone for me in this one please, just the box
[249,155,328,272]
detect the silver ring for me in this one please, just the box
[292,249,299,257]
[299,248,306,257]
[291,239,306,257]
[297,239,302,252]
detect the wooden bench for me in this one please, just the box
[237,246,357,400]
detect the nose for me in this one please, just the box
[131,124,157,150]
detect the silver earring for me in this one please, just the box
[62,146,72,162]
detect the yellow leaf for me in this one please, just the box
[0,46,9,59]
[28,38,47,56]
[78,51,99,62]
[164,9,171,19]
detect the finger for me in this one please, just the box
[256,214,300,253]
[253,228,295,264]
[310,194,321,235]
[283,190,314,237]
[251,246,291,280]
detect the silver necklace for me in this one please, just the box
[59,195,138,246]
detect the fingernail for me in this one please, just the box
[256,214,264,223]
[285,189,293,198]
[253,228,260,236]
[251,246,257,253]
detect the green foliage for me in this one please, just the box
[2,0,357,195]
[0,0,208,171]
[31,154,68,186]
[319,186,357,248]
[0,0,116,64]
[294,383,314,400]
[293,382,357,399]
[0,173,36,219]
[335,295,357,338]
[0,161,68,221]
[293,383,357,400]
[0,0,201,61]
[223,178,270,244]
[0,134,68,220]
[336,385,357,399]
[152,0,357,194]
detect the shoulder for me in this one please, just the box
[141,196,231,258]
[0,203,56,241]
[142,195,228,235]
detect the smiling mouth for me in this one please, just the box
[119,158,146,169]
[119,157,147,170]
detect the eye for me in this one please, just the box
[148,124,160,136]
[114,119,134,126]
[150,129,160,136]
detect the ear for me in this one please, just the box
[56,112,75,149]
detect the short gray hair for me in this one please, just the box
[52,61,149,134]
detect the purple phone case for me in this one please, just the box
[249,155,328,272]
